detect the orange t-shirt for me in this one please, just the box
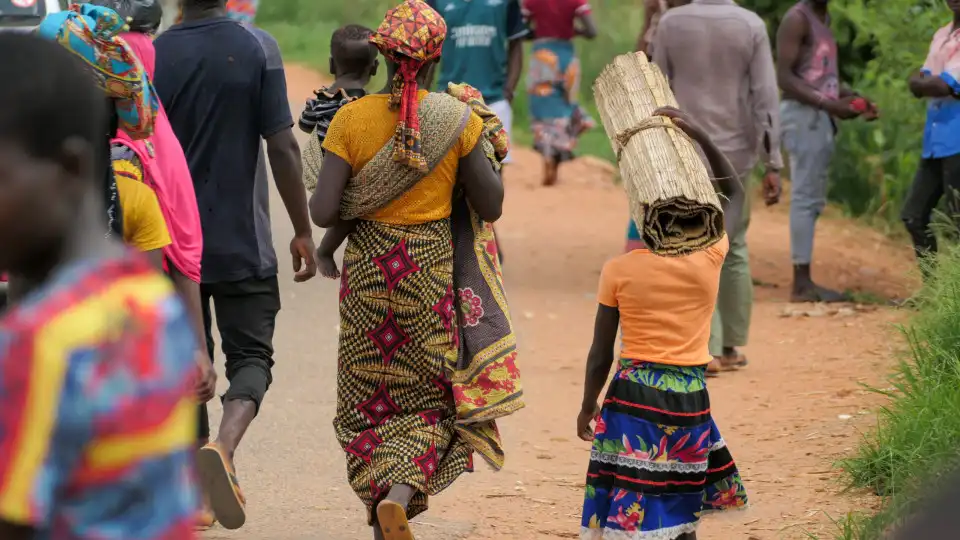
[597,236,729,367]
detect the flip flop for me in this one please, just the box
[724,352,749,369]
[197,443,246,530]
[706,357,738,377]
[377,500,415,540]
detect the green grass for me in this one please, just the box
[833,247,960,538]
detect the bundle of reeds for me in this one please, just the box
[593,52,724,256]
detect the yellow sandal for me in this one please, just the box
[376,500,414,540]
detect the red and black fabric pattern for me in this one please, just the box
[369,0,447,171]
[334,219,473,523]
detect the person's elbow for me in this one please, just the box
[775,66,791,91]
[474,174,504,222]
[309,192,339,228]
[265,128,299,166]
[476,186,504,222]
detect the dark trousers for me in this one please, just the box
[901,154,960,273]
[197,275,281,440]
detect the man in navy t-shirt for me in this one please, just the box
[154,0,316,529]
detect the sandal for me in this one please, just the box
[377,500,415,540]
[706,356,741,377]
[197,443,247,530]
[723,352,748,369]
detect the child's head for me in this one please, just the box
[329,24,379,82]
[0,33,108,274]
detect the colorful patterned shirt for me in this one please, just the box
[0,254,198,539]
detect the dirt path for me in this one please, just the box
[202,65,916,539]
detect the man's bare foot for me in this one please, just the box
[317,254,341,279]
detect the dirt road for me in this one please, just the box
[200,65,916,539]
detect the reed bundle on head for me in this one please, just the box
[593,52,723,257]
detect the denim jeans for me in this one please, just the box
[781,100,836,265]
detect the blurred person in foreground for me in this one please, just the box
[777,0,878,303]
[154,0,317,529]
[0,32,197,540]
[902,0,960,279]
[653,0,782,375]
[889,467,960,539]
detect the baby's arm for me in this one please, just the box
[316,220,357,279]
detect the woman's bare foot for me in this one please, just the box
[317,254,341,279]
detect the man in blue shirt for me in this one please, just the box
[903,2,960,278]
[427,0,529,163]
[154,0,316,529]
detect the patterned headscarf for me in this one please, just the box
[370,0,447,171]
[37,3,158,140]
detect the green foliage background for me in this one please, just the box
[258,0,954,232]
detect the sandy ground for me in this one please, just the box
[199,64,919,540]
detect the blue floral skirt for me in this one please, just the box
[581,361,747,540]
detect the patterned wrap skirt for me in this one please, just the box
[581,361,747,540]
[527,39,594,162]
[335,219,474,522]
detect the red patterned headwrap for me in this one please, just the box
[370,0,447,171]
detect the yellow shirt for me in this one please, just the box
[322,91,485,225]
[598,236,729,367]
[113,158,172,253]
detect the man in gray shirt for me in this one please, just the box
[654,0,782,373]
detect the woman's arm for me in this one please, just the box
[457,144,504,222]
[578,303,620,441]
[310,151,352,228]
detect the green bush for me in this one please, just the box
[838,246,960,538]
[825,0,947,230]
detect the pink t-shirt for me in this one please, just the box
[523,0,591,41]
[923,24,960,80]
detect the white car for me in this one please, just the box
[0,0,69,31]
